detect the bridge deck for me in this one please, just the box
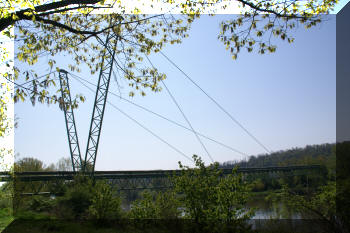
[0,165,323,182]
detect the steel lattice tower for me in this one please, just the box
[58,69,83,171]
[58,30,117,174]
[83,34,117,174]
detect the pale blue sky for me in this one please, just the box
[14,3,346,170]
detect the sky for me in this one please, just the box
[10,2,348,171]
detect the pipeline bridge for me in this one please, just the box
[0,165,326,193]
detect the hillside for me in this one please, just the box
[220,143,335,169]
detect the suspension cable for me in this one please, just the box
[69,72,248,157]
[159,51,271,154]
[70,72,193,163]
[145,55,214,163]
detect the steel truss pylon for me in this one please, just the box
[83,34,117,174]
[58,69,83,171]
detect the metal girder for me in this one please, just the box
[84,34,117,174]
[58,70,83,172]
[1,165,325,194]
[109,177,172,191]
[0,165,324,182]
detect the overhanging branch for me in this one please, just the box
[0,0,102,32]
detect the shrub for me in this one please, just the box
[28,196,55,212]
[128,191,158,219]
[128,190,180,219]
[173,155,254,228]
[55,175,94,219]
[154,191,181,219]
[0,183,12,209]
[88,180,123,221]
[54,176,123,221]
[251,179,265,192]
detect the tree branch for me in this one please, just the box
[0,0,102,32]
[29,0,102,13]
[34,15,101,35]
[238,0,311,20]
[37,6,111,17]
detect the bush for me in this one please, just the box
[28,196,55,212]
[55,175,94,219]
[128,190,181,219]
[154,191,181,219]
[251,179,265,192]
[0,184,12,209]
[128,191,158,219]
[173,155,254,227]
[54,176,123,221]
[88,180,123,221]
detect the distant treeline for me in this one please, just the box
[220,143,335,169]
[219,143,335,193]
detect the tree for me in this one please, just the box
[273,182,348,233]
[0,78,13,172]
[56,157,72,171]
[173,155,254,230]
[127,155,254,228]
[128,190,159,219]
[0,84,10,138]
[56,175,94,219]
[10,157,49,214]
[88,180,123,222]
[128,190,181,219]
[336,141,350,233]
[14,157,46,172]
[8,157,60,214]
[0,183,13,232]
[0,0,338,108]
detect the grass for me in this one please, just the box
[2,219,241,233]
[2,219,331,233]
[0,208,14,232]
[2,220,124,233]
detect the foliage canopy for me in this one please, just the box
[0,0,338,106]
